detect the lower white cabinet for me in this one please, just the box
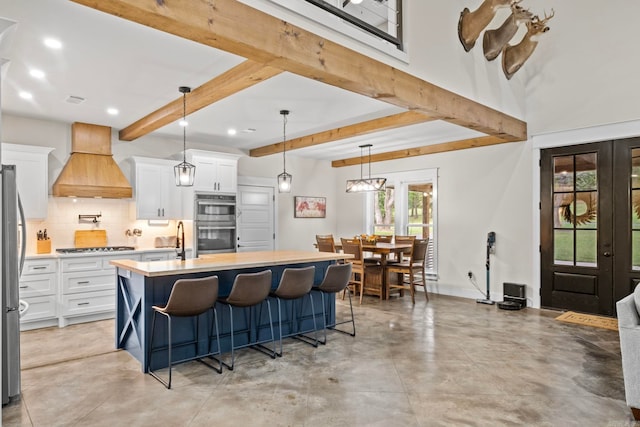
[21,249,190,329]
[19,258,58,330]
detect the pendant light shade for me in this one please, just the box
[277,109,292,193]
[346,144,386,193]
[174,86,196,187]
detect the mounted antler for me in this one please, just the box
[458,0,513,52]
[501,9,554,79]
[482,1,533,61]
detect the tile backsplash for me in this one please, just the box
[24,197,192,255]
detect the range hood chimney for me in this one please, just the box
[52,122,132,198]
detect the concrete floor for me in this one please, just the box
[2,293,638,427]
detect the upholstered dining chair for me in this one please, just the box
[312,262,354,344]
[386,238,429,304]
[147,275,222,389]
[316,234,337,253]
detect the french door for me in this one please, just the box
[540,138,640,315]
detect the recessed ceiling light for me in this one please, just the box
[19,91,33,100]
[227,128,237,136]
[43,38,62,49]
[107,108,119,116]
[179,119,188,127]
[29,69,45,79]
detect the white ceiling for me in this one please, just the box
[0,0,484,161]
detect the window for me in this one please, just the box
[366,168,438,275]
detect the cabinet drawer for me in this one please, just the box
[19,274,56,297]
[61,258,103,272]
[141,252,173,262]
[62,272,115,294]
[61,290,115,317]
[101,254,140,271]
[19,295,57,323]
[22,259,57,275]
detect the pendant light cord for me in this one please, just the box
[282,113,287,173]
[182,92,187,163]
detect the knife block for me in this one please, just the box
[36,239,51,254]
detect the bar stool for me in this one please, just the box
[313,262,354,344]
[147,275,222,389]
[217,270,276,370]
[270,266,317,356]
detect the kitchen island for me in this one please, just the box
[111,250,351,371]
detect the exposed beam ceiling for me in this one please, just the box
[119,60,282,141]
[71,0,527,163]
[250,111,434,157]
[331,135,508,167]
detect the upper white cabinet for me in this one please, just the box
[186,150,240,194]
[2,143,53,219]
[131,157,185,220]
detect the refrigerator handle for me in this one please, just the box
[18,194,26,277]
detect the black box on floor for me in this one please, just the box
[498,283,526,310]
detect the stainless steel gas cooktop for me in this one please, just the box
[55,246,136,254]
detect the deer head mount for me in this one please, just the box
[458,0,512,52]
[502,9,554,79]
[482,1,533,61]
[458,1,554,79]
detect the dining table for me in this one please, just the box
[322,240,413,300]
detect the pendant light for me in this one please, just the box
[174,86,196,186]
[277,109,292,193]
[346,144,386,192]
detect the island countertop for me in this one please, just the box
[110,250,351,277]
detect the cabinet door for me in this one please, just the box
[136,163,165,219]
[3,150,49,219]
[162,168,184,219]
[192,156,218,192]
[216,159,237,193]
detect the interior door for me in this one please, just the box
[540,142,614,315]
[236,185,275,252]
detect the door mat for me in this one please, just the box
[555,311,618,331]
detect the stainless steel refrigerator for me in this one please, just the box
[2,164,26,405]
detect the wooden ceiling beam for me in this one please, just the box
[119,60,282,141]
[250,111,434,157]
[331,135,509,167]
[72,0,527,144]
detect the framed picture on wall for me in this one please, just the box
[294,196,326,218]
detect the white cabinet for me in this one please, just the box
[59,253,141,327]
[19,258,58,330]
[2,143,53,219]
[140,248,192,262]
[132,157,185,220]
[184,150,240,194]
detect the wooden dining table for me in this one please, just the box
[324,241,412,300]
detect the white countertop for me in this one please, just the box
[111,250,352,277]
[25,247,185,260]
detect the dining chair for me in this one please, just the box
[363,234,392,264]
[386,238,430,304]
[316,234,337,253]
[312,262,355,344]
[340,238,366,304]
[392,235,416,262]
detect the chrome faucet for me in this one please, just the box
[176,221,186,261]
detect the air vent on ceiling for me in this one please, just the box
[65,95,85,104]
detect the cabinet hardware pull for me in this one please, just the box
[33,266,47,270]
[19,286,28,289]
[162,208,165,217]
[77,302,90,306]
[77,281,90,284]
[157,208,161,216]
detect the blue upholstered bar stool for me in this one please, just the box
[217,270,276,370]
[270,266,317,356]
[313,262,354,344]
[147,275,222,389]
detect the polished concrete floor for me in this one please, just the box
[3,293,638,427]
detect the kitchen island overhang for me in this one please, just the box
[111,250,352,371]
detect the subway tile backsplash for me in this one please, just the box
[25,197,192,255]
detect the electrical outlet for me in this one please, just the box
[468,271,473,279]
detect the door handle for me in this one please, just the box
[603,251,611,257]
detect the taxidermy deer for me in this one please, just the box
[458,0,513,52]
[482,1,533,61]
[502,9,554,79]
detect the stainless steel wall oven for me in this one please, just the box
[194,193,236,256]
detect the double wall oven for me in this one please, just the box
[194,193,237,256]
